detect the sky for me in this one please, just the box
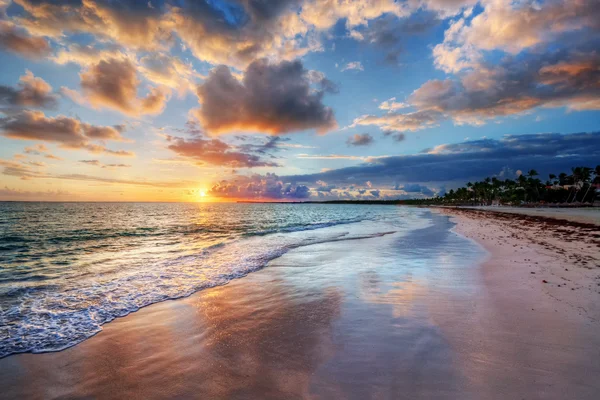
[0,0,598,202]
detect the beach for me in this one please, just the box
[1,207,599,399]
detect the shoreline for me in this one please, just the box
[1,208,599,399]
[433,207,600,322]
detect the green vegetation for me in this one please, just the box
[405,166,600,206]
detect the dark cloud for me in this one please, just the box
[346,133,374,146]
[165,135,279,168]
[384,131,405,142]
[241,0,302,22]
[194,58,337,135]
[0,71,58,110]
[0,110,132,156]
[237,136,291,155]
[395,183,434,196]
[349,13,439,65]
[285,131,600,187]
[0,21,51,59]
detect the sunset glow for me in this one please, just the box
[0,0,598,202]
[0,2,599,398]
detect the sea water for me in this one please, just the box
[0,202,437,357]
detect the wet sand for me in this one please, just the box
[1,210,600,399]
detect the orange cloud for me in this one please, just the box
[13,0,168,50]
[0,70,58,109]
[0,20,50,59]
[165,135,279,168]
[79,58,169,116]
[0,110,133,156]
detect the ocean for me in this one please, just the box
[0,202,477,358]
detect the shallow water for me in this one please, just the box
[0,202,445,357]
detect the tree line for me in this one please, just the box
[405,166,600,206]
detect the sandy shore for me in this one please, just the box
[1,209,599,399]
[451,206,600,225]
[432,207,600,399]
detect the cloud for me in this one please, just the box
[300,0,410,31]
[0,185,71,200]
[79,159,101,166]
[285,131,600,187]
[194,58,337,135]
[347,12,440,64]
[79,58,169,116]
[51,43,127,66]
[208,172,311,200]
[207,171,443,201]
[236,136,293,155]
[417,0,477,17]
[0,110,133,156]
[165,135,279,168]
[169,0,317,69]
[409,50,600,126]
[7,0,447,70]
[138,52,202,94]
[346,133,374,146]
[352,109,441,132]
[0,70,58,109]
[296,153,373,160]
[384,131,406,142]
[341,61,364,72]
[359,45,600,132]
[343,0,599,134]
[0,20,50,59]
[79,159,131,168]
[0,158,190,188]
[13,0,168,51]
[436,0,599,70]
[23,143,61,160]
[379,97,409,111]
[395,183,434,196]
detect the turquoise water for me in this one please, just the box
[0,203,438,357]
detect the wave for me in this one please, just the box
[0,217,397,358]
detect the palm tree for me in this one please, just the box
[439,165,596,206]
[582,166,598,203]
[558,172,567,186]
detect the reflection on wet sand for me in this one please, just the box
[0,269,343,399]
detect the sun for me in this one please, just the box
[199,190,207,198]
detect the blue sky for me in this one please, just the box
[0,0,598,201]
